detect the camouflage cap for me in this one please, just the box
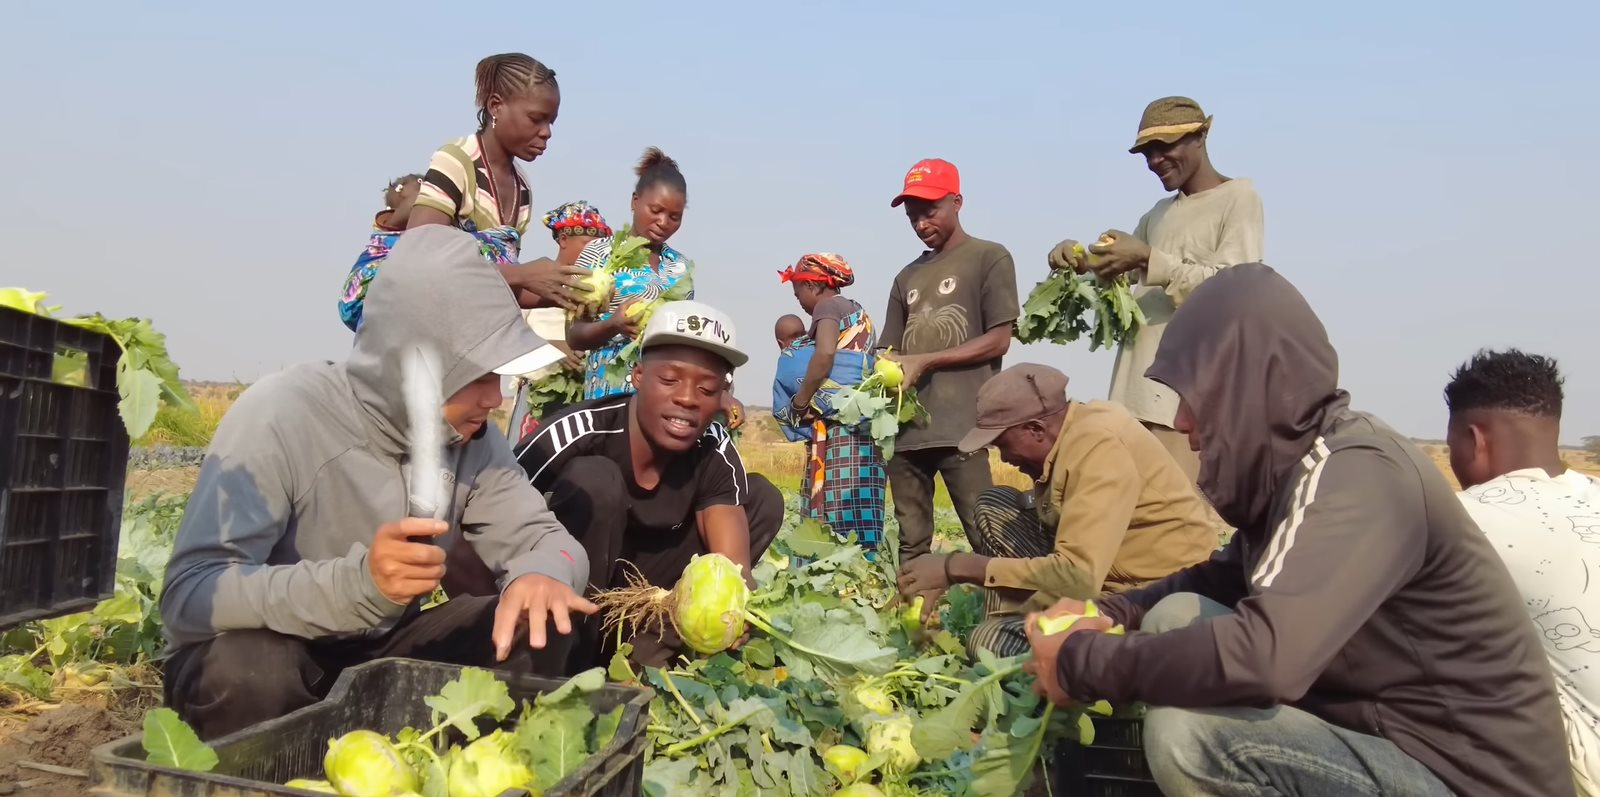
[1129,96,1213,154]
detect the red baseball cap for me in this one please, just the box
[890,158,960,207]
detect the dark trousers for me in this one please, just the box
[886,445,993,565]
[546,456,783,671]
[966,486,1055,658]
[162,594,570,740]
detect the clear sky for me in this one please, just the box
[4,0,1595,442]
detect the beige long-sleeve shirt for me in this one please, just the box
[982,400,1221,611]
[1108,178,1264,427]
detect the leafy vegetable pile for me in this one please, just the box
[829,357,930,460]
[568,227,651,322]
[523,368,585,425]
[0,287,196,439]
[141,667,626,797]
[602,518,1119,796]
[1012,242,1148,352]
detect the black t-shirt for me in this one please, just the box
[513,395,747,533]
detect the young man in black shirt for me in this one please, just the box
[514,300,783,669]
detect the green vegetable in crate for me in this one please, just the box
[446,729,533,797]
[324,729,419,797]
[284,779,340,794]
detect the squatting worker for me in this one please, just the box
[1024,263,1570,797]
[879,158,1020,613]
[897,363,1217,658]
[1047,96,1263,482]
[160,226,594,740]
[515,301,783,670]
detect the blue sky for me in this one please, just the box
[4,0,1595,441]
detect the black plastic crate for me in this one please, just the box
[0,305,129,630]
[88,658,656,797]
[1052,714,1162,796]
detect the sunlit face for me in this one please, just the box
[486,83,560,161]
[1139,132,1204,192]
[631,347,729,453]
[631,184,686,246]
[442,372,502,440]
[902,194,961,250]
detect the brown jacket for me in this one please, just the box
[1058,263,1572,797]
[984,400,1219,611]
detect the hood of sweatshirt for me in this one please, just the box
[1144,262,1348,530]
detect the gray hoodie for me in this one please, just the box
[160,225,589,649]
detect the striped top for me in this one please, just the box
[414,134,533,238]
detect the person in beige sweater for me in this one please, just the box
[1048,96,1264,481]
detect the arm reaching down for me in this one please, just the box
[460,431,590,594]
[1058,444,1426,708]
[159,396,405,647]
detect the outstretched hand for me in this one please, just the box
[492,574,599,661]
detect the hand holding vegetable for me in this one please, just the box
[885,351,933,387]
[492,574,599,660]
[611,299,645,339]
[369,518,449,605]
[508,258,591,312]
[1047,238,1089,272]
[1087,230,1151,278]
[1024,603,1114,707]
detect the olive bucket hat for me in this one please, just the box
[1129,96,1213,153]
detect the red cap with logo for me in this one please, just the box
[890,158,961,207]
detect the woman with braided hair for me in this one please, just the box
[406,52,590,313]
[773,253,886,555]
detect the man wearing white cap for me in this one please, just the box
[1047,96,1264,481]
[515,300,783,669]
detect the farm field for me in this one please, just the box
[2,383,1597,796]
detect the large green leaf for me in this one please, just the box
[118,368,162,439]
[141,708,218,772]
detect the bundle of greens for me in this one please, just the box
[599,267,696,391]
[142,668,624,797]
[0,288,196,439]
[1012,240,1149,352]
[523,368,584,423]
[829,357,930,460]
[605,515,1120,797]
[568,226,651,321]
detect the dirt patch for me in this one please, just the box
[0,688,154,797]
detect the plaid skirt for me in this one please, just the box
[802,421,887,556]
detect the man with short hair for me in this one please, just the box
[514,301,783,669]
[1445,348,1599,795]
[896,363,1219,657]
[1048,96,1264,481]
[880,158,1020,612]
[161,226,594,740]
[1025,264,1571,797]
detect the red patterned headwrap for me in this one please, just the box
[778,252,855,289]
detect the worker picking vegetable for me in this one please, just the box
[514,300,784,671]
[159,226,594,741]
[896,362,1219,659]
[879,158,1020,599]
[1045,96,1264,485]
[1025,263,1573,797]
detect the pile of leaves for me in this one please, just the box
[0,288,196,439]
[1013,270,1147,352]
[829,363,930,460]
[611,518,1112,796]
[141,667,625,797]
[1,493,185,703]
[523,368,585,424]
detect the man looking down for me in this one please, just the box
[897,363,1218,658]
[1446,348,1599,796]
[1024,263,1571,796]
[515,301,783,669]
[160,226,593,740]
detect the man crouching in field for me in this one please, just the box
[1024,263,1572,796]
[159,227,595,740]
[514,301,783,671]
[896,362,1218,658]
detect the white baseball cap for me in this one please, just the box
[639,300,748,368]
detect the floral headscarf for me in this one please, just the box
[778,252,855,289]
[541,201,612,242]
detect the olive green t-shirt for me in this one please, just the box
[879,236,1020,452]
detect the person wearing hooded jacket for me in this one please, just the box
[159,225,595,741]
[1022,263,1572,796]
